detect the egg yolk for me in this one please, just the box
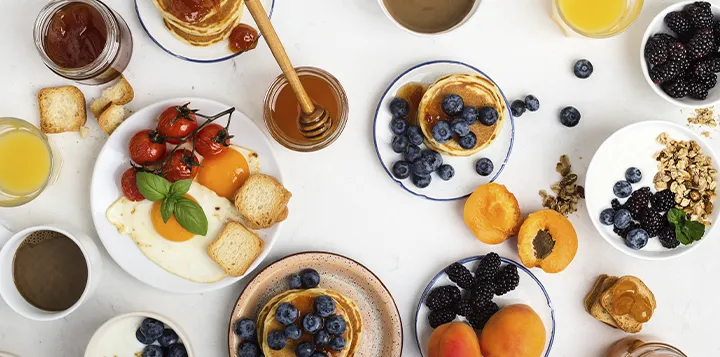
[150,194,197,242]
[197,148,250,199]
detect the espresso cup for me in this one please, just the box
[0,222,102,321]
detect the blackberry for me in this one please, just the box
[645,35,670,66]
[668,42,687,62]
[652,189,676,212]
[690,60,712,77]
[649,61,681,84]
[714,20,720,44]
[611,199,623,210]
[494,265,520,296]
[468,302,500,330]
[665,11,693,38]
[639,208,665,237]
[471,283,494,305]
[688,81,709,99]
[428,308,456,328]
[625,187,652,219]
[474,252,501,284]
[709,57,720,72]
[425,285,461,311]
[658,226,681,249]
[684,1,714,29]
[699,73,718,88]
[453,300,474,317]
[445,263,475,290]
[677,58,691,72]
[662,78,690,98]
[686,29,715,59]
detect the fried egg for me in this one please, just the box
[197,145,260,199]
[106,181,242,283]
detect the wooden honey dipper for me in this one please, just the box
[245,0,332,141]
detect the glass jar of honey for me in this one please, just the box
[606,337,687,357]
[33,0,133,85]
[264,67,348,152]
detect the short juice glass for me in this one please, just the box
[552,0,644,38]
[606,337,687,357]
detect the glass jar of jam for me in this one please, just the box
[606,337,687,357]
[263,67,349,152]
[33,0,133,85]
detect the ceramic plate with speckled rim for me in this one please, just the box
[227,252,403,357]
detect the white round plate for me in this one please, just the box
[135,0,275,63]
[373,60,515,201]
[640,0,720,108]
[90,97,283,293]
[586,121,719,260]
[414,256,555,357]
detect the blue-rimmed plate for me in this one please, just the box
[135,0,275,63]
[373,60,514,201]
[415,255,555,357]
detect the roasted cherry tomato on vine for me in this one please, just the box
[195,123,232,157]
[128,129,166,165]
[163,149,200,182]
[121,168,145,201]
[157,105,199,144]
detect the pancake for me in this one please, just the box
[152,0,231,26]
[164,16,240,46]
[158,0,243,36]
[417,74,507,156]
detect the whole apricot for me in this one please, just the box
[428,322,482,357]
[480,304,546,357]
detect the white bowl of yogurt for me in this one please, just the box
[84,311,194,357]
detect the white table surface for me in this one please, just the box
[0,0,717,356]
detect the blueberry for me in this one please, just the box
[389,118,408,135]
[510,100,526,117]
[442,94,464,116]
[284,324,302,340]
[437,164,455,181]
[559,106,581,127]
[158,329,179,347]
[613,181,632,198]
[626,228,649,250]
[432,121,453,143]
[167,343,187,357]
[625,167,642,184]
[475,158,494,176]
[136,328,156,345]
[234,319,256,341]
[599,209,615,225]
[310,352,327,357]
[238,342,261,357]
[574,59,593,79]
[391,135,409,153]
[295,342,316,357]
[614,209,632,229]
[411,174,432,188]
[450,118,470,137]
[142,345,163,357]
[302,313,323,334]
[139,318,164,343]
[300,269,320,288]
[412,158,433,178]
[389,97,410,118]
[392,161,411,179]
[329,336,347,351]
[459,107,479,124]
[405,144,421,162]
[314,295,336,317]
[406,125,424,146]
[458,132,477,150]
[325,315,347,335]
[267,331,287,350]
[421,150,443,171]
[478,106,498,126]
[524,95,540,111]
[314,330,331,346]
[288,274,302,289]
[275,302,299,325]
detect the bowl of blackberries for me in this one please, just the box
[641,1,720,108]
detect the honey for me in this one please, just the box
[395,82,427,125]
[610,281,652,322]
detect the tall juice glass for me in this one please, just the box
[553,0,644,38]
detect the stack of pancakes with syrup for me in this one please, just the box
[417,74,507,156]
[152,0,244,46]
[258,288,363,357]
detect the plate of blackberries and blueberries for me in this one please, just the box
[373,60,515,200]
[415,253,555,357]
[641,1,720,108]
[586,121,719,260]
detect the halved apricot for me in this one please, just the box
[517,209,578,273]
[464,183,523,245]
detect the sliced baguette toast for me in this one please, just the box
[590,276,620,328]
[90,75,134,117]
[208,222,264,276]
[98,103,126,134]
[600,276,656,333]
[38,86,87,133]
[234,174,291,230]
[584,274,609,313]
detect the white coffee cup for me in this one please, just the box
[0,223,102,321]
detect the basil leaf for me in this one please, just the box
[675,225,692,245]
[684,220,706,242]
[174,197,208,236]
[136,172,170,202]
[170,179,192,196]
[160,195,177,223]
[667,208,685,225]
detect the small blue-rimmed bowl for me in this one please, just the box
[373,60,515,201]
[135,0,275,63]
[415,255,555,357]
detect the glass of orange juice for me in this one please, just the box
[553,0,643,38]
[0,118,56,207]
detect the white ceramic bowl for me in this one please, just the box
[376,0,482,36]
[85,312,194,357]
[640,0,720,108]
[586,121,719,260]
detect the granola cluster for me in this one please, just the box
[539,155,584,216]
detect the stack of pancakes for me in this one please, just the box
[152,0,244,46]
[258,288,363,357]
[417,74,507,156]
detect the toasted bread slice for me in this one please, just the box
[600,276,656,333]
[208,222,264,276]
[234,174,291,229]
[585,274,609,313]
[590,276,620,328]
[98,104,126,134]
[90,75,134,117]
[274,207,288,224]
[38,86,87,134]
